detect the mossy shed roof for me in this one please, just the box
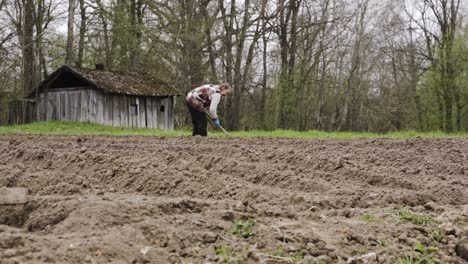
[34,65,180,97]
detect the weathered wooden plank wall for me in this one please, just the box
[157,97,172,130]
[61,91,66,121]
[129,96,134,127]
[112,94,120,127]
[96,91,104,124]
[133,97,138,128]
[8,100,36,125]
[139,98,146,128]
[37,94,45,121]
[122,96,128,127]
[69,91,77,121]
[32,88,174,129]
[89,90,96,123]
[103,94,112,126]
[80,89,88,122]
[146,97,154,128]
[168,97,174,129]
[38,88,98,123]
[8,101,21,125]
[46,92,53,120]
[120,95,126,127]
[154,97,159,128]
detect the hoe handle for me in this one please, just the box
[204,111,231,137]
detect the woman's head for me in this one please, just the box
[219,83,232,96]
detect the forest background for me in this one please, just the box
[0,0,467,132]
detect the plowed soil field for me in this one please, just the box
[0,135,467,264]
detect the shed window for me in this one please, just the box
[131,104,138,115]
[160,105,165,112]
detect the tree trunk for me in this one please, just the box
[229,0,251,130]
[77,0,86,67]
[436,92,444,131]
[444,90,453,132]
[130,0,142,69]
[408,26,422,131]
[96,0,111,68]
[35,0,48,79]
[260,0,268,128]
[316,51,326,130]
[455,93,462,131]
[65,0,75,65]
[277,0,291,129]
[22,0,35,97]
[202,3,217,83]
[219,0,235,128]
[420,0,460,132]
[337,0,367,131]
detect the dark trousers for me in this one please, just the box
[186,102,207,136]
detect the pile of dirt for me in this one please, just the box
[0,135,467,263]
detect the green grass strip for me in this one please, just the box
[0,121,190,137]
[1,121,467,139]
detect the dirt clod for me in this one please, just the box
[455,240,468,261]
[0,135,467,263]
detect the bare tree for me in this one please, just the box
[65,0,75,65]
[415,0,461,132]
[95,0,112,68]
[34,0,55,79]
[76,0,86,67]
[335,0,369,131]
[275,0,301,129]
[23,0,35,96]
[0,0,466,131]
[0,0,6,12]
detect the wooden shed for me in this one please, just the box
[28,65,179,129]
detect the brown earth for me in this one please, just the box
[0,135,467,264]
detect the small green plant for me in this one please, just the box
[456,220,467,228]
[397,255,422,264]
[313,260,326,264]
[265,245,286,257]
[430,229,444,244]
[396,241,440,264]
[214,244,245,263]
[359,213,383,223]
[397,255,439,264]
[376,239,388,247]
[264,245,304,263]
[414,242,438,255]
[398,208,435,225]
[350,246,369,256]
[228,219,256,239]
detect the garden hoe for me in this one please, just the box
[204,111,232,137]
